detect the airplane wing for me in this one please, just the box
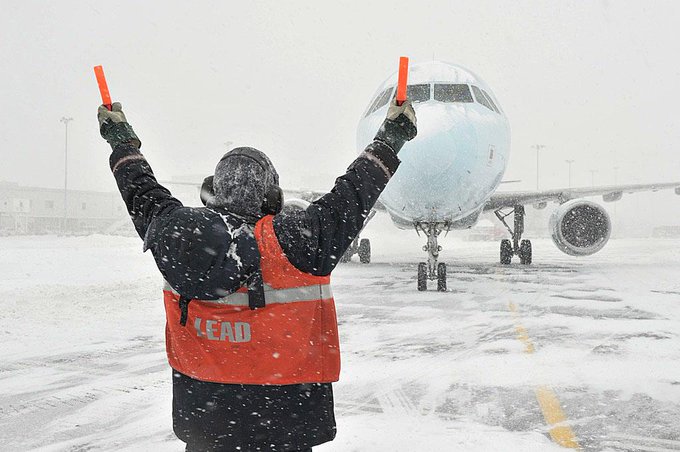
[160,181,325,202]
[483,182,680,212]
[282,189,388,211]
[282,189,326,203]
[160,182,390,211]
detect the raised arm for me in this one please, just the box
[274,99,417,276]
[99,104,220,300]
[98,103,183,240]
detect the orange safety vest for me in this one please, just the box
[162,215,341,385]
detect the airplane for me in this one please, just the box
[332,60,680,291]
[165,60,680,292]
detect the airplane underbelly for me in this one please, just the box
[381,165,485,223]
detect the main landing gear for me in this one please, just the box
[416,222,449,292]
[494,205,532,265]
[340,210,376,264]
[340,237,372,264]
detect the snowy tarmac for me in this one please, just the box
[1,231,680,451]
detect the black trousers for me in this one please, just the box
[186,446,311,452]
[173,371,335,451]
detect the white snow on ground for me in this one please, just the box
[2,218,680,451]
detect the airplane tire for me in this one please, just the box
[358,238,371,264]
[437,262,447,292]
[519,240,532,265]
[417,262,427,291]
[500,239,513,265]
[339,250,352,263]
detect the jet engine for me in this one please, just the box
[549,199,611,256]
[282,198,310,213]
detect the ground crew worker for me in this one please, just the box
[97,96,417,451]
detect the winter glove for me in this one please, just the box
[97,102,141,149]
[374,99,417,154]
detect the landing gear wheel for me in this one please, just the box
[519,239,532,265]
[500,239,513,265]
[417,262,427,291]
[339,250,352,263]
[437,262,447,292]
[358,238,371,264]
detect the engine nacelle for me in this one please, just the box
[282,198,310,213]
[549,199,611,256]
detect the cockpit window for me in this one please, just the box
[367,84,432,117]
[481,88,501,113]
[365,87,394,117]
[405,84,431,103]
[433,84,473,103]
[472,85,495,112]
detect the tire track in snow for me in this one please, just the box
[376,386,417,417]
[605,433,680,451]
[0,376,169,449]
[0,336,160,375]
[0,370,168,419]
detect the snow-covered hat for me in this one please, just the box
[209,147,279,221]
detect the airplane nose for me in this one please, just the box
[377,102,486,221]
[399,103,477,177]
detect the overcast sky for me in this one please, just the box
[2,0,680,229]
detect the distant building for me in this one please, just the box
[0,181,130,235]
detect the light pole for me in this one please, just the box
[60,117,73,233]
[590,170,597,187]
[532,144,545,190]
[565,160,575,188]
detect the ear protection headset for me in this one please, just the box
[200,148,284,215]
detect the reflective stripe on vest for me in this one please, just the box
[163,281,334,306]
[162,215,341,386]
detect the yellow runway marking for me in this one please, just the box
[509,302,581,449]
[514,325,535,354]
[535,386,581,448]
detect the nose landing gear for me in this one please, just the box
[416,222,449,291]
[495,205,532,265]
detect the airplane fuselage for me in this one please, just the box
[357,61,510,230]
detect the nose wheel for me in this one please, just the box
[495,205,532,265]
[417,263,427,291]
[416,222,449,291]
[436,262,447,291]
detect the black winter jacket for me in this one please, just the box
[110,140,400,451]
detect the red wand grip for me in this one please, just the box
[94,65,112,111]
[396,56,409,106]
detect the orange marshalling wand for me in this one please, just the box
[93,65,112,110]
[396,56,409,106]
